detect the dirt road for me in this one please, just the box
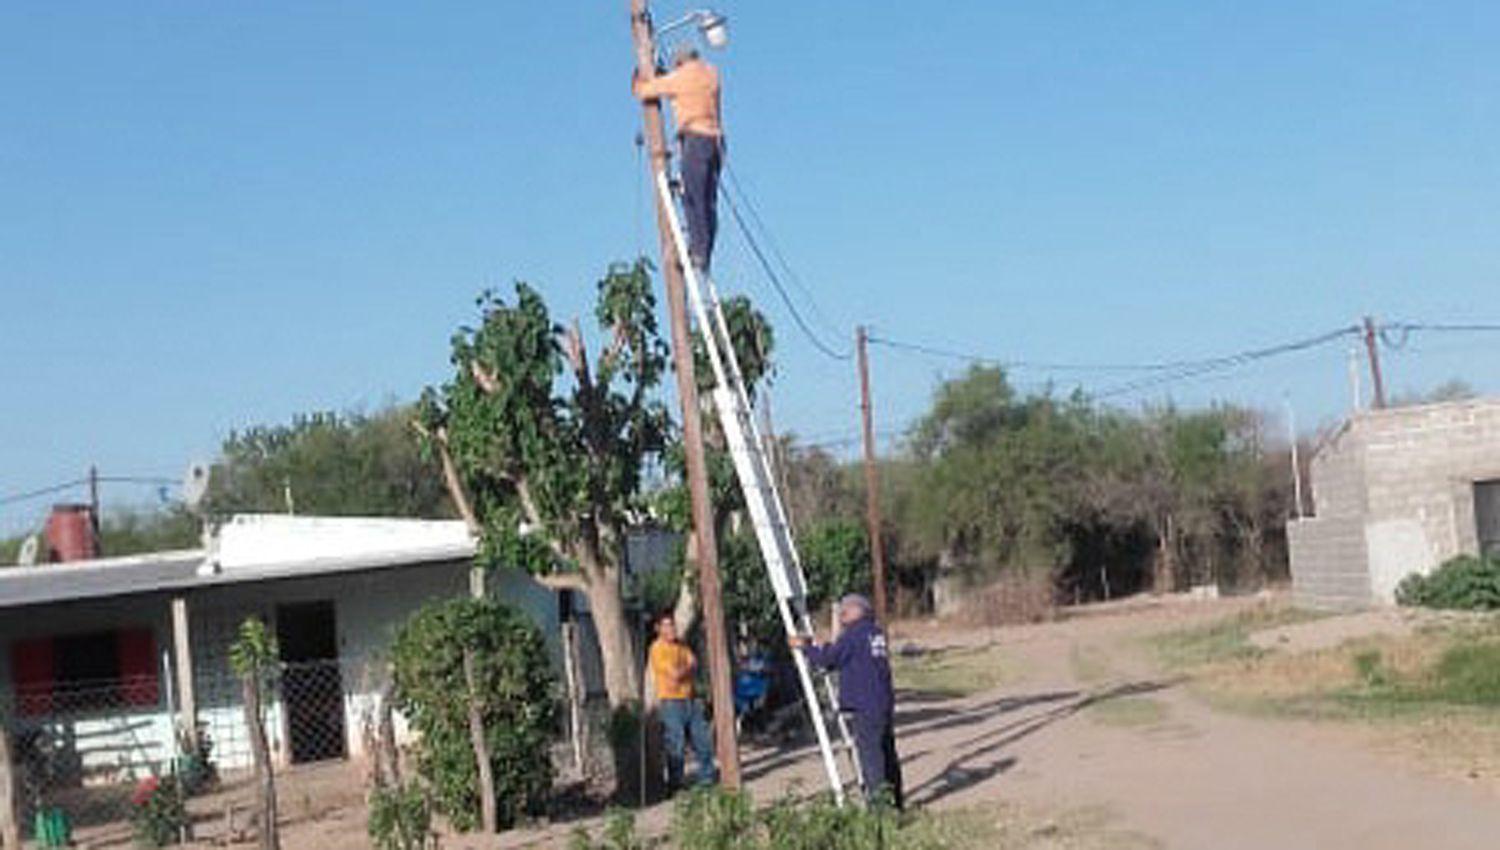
[732,598,1500,850]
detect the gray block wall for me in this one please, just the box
[1291,399,1500,609]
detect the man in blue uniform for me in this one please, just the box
[790,593,904,809]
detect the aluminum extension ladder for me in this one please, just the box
[653,169,861,804]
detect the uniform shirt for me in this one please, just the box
[803,616,894,716]
[649,638,696,701]
[634,59,722,137]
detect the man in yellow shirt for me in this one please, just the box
[633,45,723,273]
[649,611,717,789]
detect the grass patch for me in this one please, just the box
[569,792,1160,850]
[892,642,1016,698]
[1087,696,1169,728]
[1149,603,1322,671]
[912,802,1161,850]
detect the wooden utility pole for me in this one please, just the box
[88,465,101,554]
[856,327,889,624]
[627,0,740,788]
[1363,316,1387,410]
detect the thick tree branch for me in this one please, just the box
[412,421,481,538]
[470,361,500,395]
[561,320,591,391]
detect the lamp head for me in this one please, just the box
[699,11,728,49]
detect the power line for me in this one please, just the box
[866,335,1177,373]
[0,475,178,509]
[718,169,853,361]
[1093,325,1362,399]
[721,163,849,342]
[0,479,88,508]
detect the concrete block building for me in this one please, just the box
[1288,398,1500,609]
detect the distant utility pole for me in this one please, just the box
[1284,396,1304,519]
[627,0,740,788]
[1362,316,1387,410]
[88,465,101,553]
[856,327,889,625]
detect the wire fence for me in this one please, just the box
[2,652,610,847]
[1,659,379,847]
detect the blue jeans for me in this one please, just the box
[679,132,721,270]
[660,698,717,788]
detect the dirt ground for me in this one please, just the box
[199,594,1500,848]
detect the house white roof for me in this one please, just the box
[0,515,477,610]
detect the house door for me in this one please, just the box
[275,601,347,763]
[1476,481,1500,558]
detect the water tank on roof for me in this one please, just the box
[45,503,98,562]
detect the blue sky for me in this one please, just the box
[2,1,1496,533]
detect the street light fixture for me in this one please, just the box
[657,8,729,49]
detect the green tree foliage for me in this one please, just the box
[206,407,453,519]
[721,520,872,647]
[389,598,556,832]
[417,262,671,707]
[228,617,279,681]
[885,366,1290,602]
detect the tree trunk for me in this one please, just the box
[672,530,699,634]
[586,570,642,708]
[242,674,279,850]
[462,650,498,833]
[1154,514,1177,594]
[0,719,19,850]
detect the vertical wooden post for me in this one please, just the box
[0,715,19,850]
[628,0,741,789]
[462,650,498,833]
[171,596,198,741]
[561,622,586,776]
[242,673,280,850]
[856,327,889,624]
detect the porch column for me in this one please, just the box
[170,596,198,737]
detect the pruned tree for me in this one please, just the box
[229,617,280,850]
[417,261,671,708]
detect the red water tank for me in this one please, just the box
[45,504,98,562]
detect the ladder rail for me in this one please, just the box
[653,169,858,802]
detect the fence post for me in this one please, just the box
[0,714,19,850]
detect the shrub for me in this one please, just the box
[1396,555,1500,610]
[368,781,434,850]
[390,597,557,831]
[131,775,188,847]
[569,808,647,850]
[673,787,758,850]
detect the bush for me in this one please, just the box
[390,597,557,831]
[368,781,434,850]
[673,787,759,850]
[131,775,188,847]
[1396,555,1500,610]
[570,809,647,850]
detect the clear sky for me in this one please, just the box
[3,1,1497,533]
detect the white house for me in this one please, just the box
[0,515,604,794]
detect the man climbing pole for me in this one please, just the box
[791,594,905,809]
[633,44,723,272]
